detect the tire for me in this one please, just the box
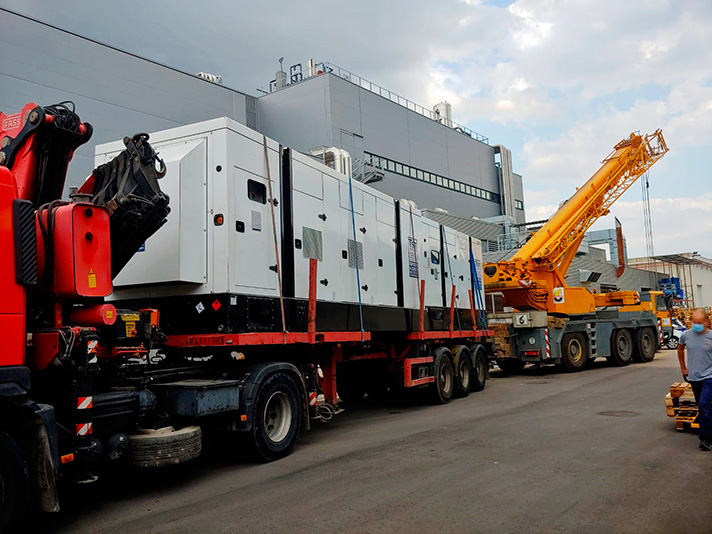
[560,333,588,372]
[451,345,472,398]
[667,337,679,350]
[429,347,455,404]
[128,426,202,468]
[608,329,633,367]
[0,431,28,532]
[248,372,303,462]
[634,327,656,363]
[497,359,526,374]
[470,344,488,392]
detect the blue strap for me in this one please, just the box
[347,174,365,339]
[470,247,488,329]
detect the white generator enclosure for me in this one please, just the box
[97,118,486,334]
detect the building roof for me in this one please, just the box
[649,253,712,268]
[421,209,503,242]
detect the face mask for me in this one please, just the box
[692,323,705,333]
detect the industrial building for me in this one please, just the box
[1,9,524,226]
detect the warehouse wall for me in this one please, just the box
[258,73,526,222]
[0,10,250,189]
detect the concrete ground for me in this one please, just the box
[36,350,710,534]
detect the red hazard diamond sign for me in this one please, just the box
[212,299,221,311]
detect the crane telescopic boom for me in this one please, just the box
[484,130,669,315]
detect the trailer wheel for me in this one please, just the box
[560,333,588,372]
[496,359,526,374]
[608,329,633,366]
[249,372,303,461]
[451,345,472,398]
[0,431,29,532]
[471,345,488,392]
[429,347,454,404]
[633,327,656,363]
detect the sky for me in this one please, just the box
[2,0,710,258]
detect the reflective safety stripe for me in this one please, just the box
[77,396,93,410]
[309,392,318,406]
[545,330,551,358]
[76,422,93,436]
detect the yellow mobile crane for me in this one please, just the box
[485,131,669,372]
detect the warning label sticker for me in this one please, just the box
[553,287,565,304]
[88,269,97,288]
[195,302,205,314]
[408,237,419,278]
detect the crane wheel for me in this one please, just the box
[608,329,633,366]
[0,431,28,532]
[451,345,472,398]
[470,344,489,392]
[560,333,588,372]
[429,347,455,404]
[633,327,656,363]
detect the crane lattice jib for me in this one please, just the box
[513,130,668,274]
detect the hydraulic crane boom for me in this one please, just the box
[484,130,668,315]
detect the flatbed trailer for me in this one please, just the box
[489,309,660,373]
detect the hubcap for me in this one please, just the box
[439,361,453,395]
[477,358,486,382]
[264,391,292,443]
[617,335,630,357]
[642,333,652,353]
[459,359,470,389]
[569,339,582,362]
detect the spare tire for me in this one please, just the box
[128,426,202,468]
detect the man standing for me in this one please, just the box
[678,308,712,450]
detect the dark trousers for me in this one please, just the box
[689,378,712,441]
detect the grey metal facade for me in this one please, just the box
[0,10,249,188]
[257,74,526,223]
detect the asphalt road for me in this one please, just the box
[35,350,711,534]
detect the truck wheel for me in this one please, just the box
[0,431,29,532]
[429,347,454,404]
[608,329,633,366]
[128,426,202,468]
[451,345,472,398]
[470,345,488,392]
[249,372,303,461]
[633,327,656,363]
[497,359,526,374]
[561,333,588,372]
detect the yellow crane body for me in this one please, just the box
[484,130,668,315]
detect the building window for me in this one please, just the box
[515,199,524,210]
[363,152,502,205]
